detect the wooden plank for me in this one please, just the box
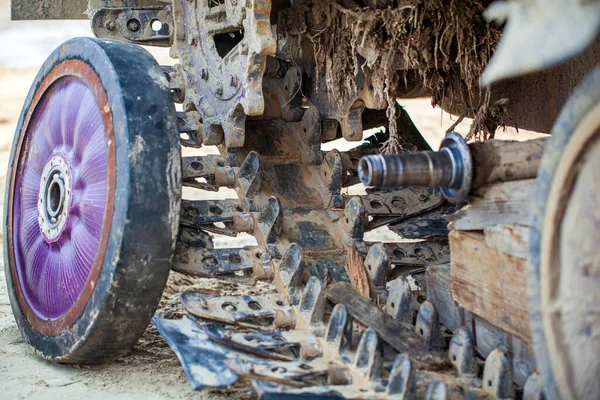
[425,263,464,331]
[450,231,530,341]
[447,179,535,230]
[484,224,529,259]
[470,138,546,189]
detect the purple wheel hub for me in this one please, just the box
[13,77,109,320]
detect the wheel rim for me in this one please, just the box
[11,72,111,324]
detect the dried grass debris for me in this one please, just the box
[309,0,504,150]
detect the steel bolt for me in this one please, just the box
[201,69,208,80]
[230,75,237,87]
[203,256,218,266]
[391,198,406,208]
[127,18,141,32]
[106,20,116,31]
[216,86,223,96]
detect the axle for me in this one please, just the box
[359,133,548,203]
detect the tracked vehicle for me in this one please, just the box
[5,0,600,398]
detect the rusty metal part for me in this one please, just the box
[203,324,319,361]
[172,245,272,282]
[415,301,444,349]
[274,5,422,143]
[172,0,276,147]
[361,134,549,204]
[385,277,413,323]
[360,132,472,204]
[365,241,449,304]
[156,45,472,394]
[166,277,514,398]
[91,6,173,46]
[389,203,461,240]
[181,155,236,190]
[327,282,446,367]
[183,291,293,330]
[358,188,444,220]
[482,348,514,399]
[448,327,477,377]
[306,65,387,142]
[164,65,185,103]
[176,112,201,147]
[425,381,450,400]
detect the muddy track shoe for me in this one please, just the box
[3,37,181,363]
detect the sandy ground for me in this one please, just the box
[0,2,545,399]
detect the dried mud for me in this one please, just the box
[310,0,507,150]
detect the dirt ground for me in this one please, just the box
[0,2,543,399]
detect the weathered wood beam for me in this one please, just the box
[470,138,547,190]
[447,179,535,230]
[450,230,530,342]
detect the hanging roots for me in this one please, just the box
[309,0,504,151]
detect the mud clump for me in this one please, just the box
[309,0,507,150]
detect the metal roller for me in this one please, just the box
[359,132,472,203]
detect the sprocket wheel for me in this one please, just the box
[173,0,276,147]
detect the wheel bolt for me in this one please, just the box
[204,256,218,266]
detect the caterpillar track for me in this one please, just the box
[161,66,468,397]
[147,1,537,397]
[6,0,600,399]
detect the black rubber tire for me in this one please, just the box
[529,65,600,400]
[3,37,181,363]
